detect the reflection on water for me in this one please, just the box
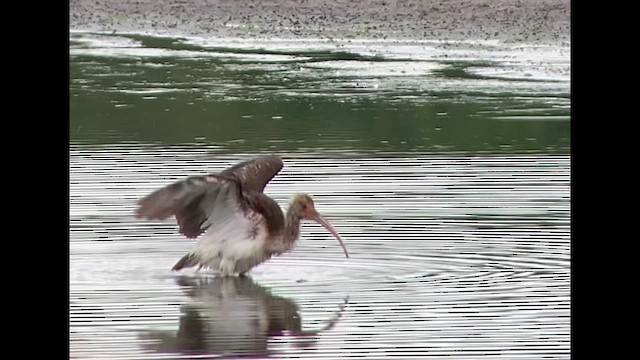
[140,276,346,357]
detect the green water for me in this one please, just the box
[70,32,569,153]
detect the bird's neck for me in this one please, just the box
[267,206,302,255]
[284,207,303,243]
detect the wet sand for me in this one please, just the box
[70,0,569,44]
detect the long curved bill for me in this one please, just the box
[308,212,350,258]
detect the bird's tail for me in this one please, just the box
[172,252,200,271]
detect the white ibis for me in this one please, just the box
[135,155,349,276]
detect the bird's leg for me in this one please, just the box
[219,258,235,277]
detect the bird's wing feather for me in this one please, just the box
[220,155,283,193]
[136,175,254,239]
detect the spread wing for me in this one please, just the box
[220,155,283,193]
[135,156,284,239]
[136,175,251,239]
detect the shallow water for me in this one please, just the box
[70,31,570,359]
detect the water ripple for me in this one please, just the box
[70,145,569,359]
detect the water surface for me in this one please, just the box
[70,31,570,359]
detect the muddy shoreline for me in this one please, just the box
[70,0,569,45]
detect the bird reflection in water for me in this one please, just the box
[140,276,348,357]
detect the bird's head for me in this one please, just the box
[290,194,349,258]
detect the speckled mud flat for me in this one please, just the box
[70,0,569,44]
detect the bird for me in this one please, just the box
[135,155,349,276]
